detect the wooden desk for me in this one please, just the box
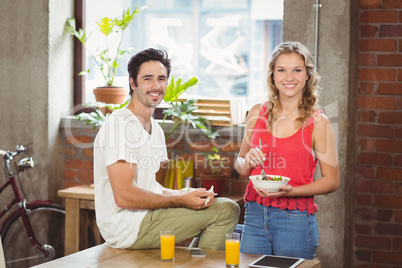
[33,244,321,268]
[58,185,244,256]
[58,185,99,256]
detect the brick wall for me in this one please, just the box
[64,127,97,188]
[62,121,247,195]
[355,0,402,266]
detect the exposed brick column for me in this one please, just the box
[355,0,402,266]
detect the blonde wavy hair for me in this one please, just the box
[264,41,320,130]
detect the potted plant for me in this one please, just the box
[74,100,130,129]
[200,147,228,197]
[65,6,147,104]
[161,76,218,139]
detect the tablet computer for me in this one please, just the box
[248,255,304,268]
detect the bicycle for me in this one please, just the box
[0,145,65,268]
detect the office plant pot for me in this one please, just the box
[93,86,129,104]
[200,172,227,197]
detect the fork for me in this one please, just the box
[259,138,268,180]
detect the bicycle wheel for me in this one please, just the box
[1,203,65,268]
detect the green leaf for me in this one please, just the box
[103,98,130,111]
[78,69,90,76]
[75,110,105,129]
[201,128,219,139]
[65,17,76,32]
[163,76,175,102]
[114,6,148,31]
[98,49,110,57]
[65,18,89,44]
[164,76,200,103]
[96,17,115,37]
[112,60,119,69]
[118,48,132,56]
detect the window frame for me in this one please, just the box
[73,0,85,106]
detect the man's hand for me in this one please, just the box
[108,160,218,210]
[180,189,214,210]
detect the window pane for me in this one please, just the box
[146,0,193,9]
[201,0,248,9]
[83,0,283,106]
[143,13,195,75]
[194,11,249,99]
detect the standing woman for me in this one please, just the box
[235,41,339,259]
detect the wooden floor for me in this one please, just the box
[32,244,321,268]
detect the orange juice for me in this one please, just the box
[160,234,175,261]
[225,239,240,266]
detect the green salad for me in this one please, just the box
[255,175,283,181]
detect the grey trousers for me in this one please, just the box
[129,197,240,250]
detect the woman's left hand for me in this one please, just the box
[253,185,292,198]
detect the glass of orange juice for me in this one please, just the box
[225,233,240,267]
[160,228,175,262]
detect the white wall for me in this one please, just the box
[0,0,74,201]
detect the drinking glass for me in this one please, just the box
[225,233,240,267]
[160,228,175,262]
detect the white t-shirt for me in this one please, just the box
[93,108,168,248]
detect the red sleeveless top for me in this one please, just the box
[244,104,319,214]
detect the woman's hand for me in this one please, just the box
[253,185,292,198]
[235,104,264,176]
[245,148,265,168]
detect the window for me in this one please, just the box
[80,0,283,107]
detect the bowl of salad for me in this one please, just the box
[249,175,291,192]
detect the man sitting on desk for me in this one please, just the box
[93,48,240,250]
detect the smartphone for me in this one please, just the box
[190,249,207,257]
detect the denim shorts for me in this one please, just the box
[240,202,319,259]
